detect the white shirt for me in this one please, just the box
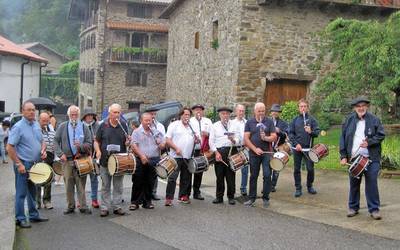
[166,120,195,159]
[189,116,213,149]
[351,119,369,157]
[230,117,247,146]
[209,120,240,152]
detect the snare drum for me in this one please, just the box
[277,143,292,155]
[270,151,289,172]
[74,156,95,177]
[155,155,178,179]
[228,149,249,172]
[188,156,209,174]
[29,163,54,186]
[308,143,329,163]
[349,155,370,178]
[108,153,136,176]
[52,161,64,176]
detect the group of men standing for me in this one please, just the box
[6,95,385,228]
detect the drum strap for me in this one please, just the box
[188,123,197,158]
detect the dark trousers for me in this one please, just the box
[215,147,237,199]
[36,152,54,204]
[131,157,158,206]
[249,153,271,201]
[349,161,380,213]
[271,170,279,187]
[188,149,203,196]
[293,150,314,190]
[165,158,192,199]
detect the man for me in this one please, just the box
[81,108,100,208]
[209,107,240,205]
[269,104,288,192]
[36,112,56,210]
[0,120,10,164]
[146,107,166,201]
[188,104,213,200]
[340,97,385,220]
[130,112,165,210]
[7,101,48,228]
[54,105,92,215]
[288,99,320,198]
[94,103,129,217]
[243,102,277,207]
[230,104,248,196]
[165,107,195,206]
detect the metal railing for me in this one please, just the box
[107,47,168,65]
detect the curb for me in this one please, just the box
[0,163,15,250]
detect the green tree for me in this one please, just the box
[312,11,400,120]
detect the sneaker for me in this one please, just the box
[43,202,53,210]
[240,190,247,196]
[271,186,276,193]
[347,209,359,218]
[100,209,109,217]
[370,211,382,220]
[294,189,302,198]
[3,160,8,164]
[263,199,270,208]
[76,202,81,209]
[165,199,173,206]
[212,198,223,204]
[307,187,317,195]
[92,200,100,209]
[244,199,256,207]
[79,208,92,215]
[228,199,236,205]
[113,208,126,215]
[179,195,191,204]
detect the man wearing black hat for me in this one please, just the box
[82,108,100,208]
[269,104,288,192]
[340,97,385,220]
[209,107,240,204]
[189,104,213,200]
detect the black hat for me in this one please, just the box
[81,108,97,121]
[350,96,370,107]
[145,106,160,112]
[217,107,233,113]
[270,104,282,112]
[191,104,205,110]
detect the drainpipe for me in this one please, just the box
[39,62,48,97]
[20,59,30,111]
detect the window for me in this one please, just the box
[0,101,4,112]
[91,33,96,48]
[212,20,219,41]
[90,69,95,84]
[86,36,90,50]
[194,32,200,49]
[126,69,147,87]
[87,99,93,108]
[131,33,148,48]
[80,95,85,111]
[127,3,152,18]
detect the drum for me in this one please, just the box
[228,149,249,172]
[108,153,136,176]
[29,163,54,186]
[277,143,292,155]
[349,155,370,178]
[52,161,64,176]
[270,151,290,172]
[203,150,215,164]
[308,143,329,163]
[74,156,95,177]
[155,155,178,179]
[188,155,209,174]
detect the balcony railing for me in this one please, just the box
[107,47,168,65]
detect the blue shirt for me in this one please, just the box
[244,117,275,153]
[8,117,42,162]
[132,126,164,158]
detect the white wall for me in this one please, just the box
[0,55,41,113]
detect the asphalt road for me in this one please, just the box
[14,180,400,250]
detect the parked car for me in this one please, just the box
[0,112,11,123]
[3,113,23,128]
[146,101,182,128]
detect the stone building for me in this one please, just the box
[69,0,171,113]
[161,0,400,109]
[19,42,68,74]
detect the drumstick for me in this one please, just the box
[220,159,229,167]
[262,151,274,154]
[28,171,46,176]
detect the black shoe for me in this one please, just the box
[17,220,31,228]
[142,203,155,209]
[240,191,247,196]
[79,208,92,215]
[212,198,223,204]
[151,195,161,201]
[193,194,205,200]
[294,189,302,198]
[113,208,126,215]
[63,208,75,215]
[271,186,276,193]
[307,187,317,195]
[228,199,236,205]
[30,217,49,223]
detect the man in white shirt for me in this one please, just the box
[165,107,196,206]
[188,104,213,200]
[230,104,248,196]
[209,107,240,205]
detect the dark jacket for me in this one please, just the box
[273,117,288,146]
[289,113,320,148]
[339,112,385,162]
[54,121,92,159]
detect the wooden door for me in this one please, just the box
[264,79,308,109]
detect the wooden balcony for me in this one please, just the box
[106,47,167,65]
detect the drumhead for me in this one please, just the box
[30,163,53,185]
[52,161,63,175]
[187,159,196,174]
[270,158,284,171]
[108,155,118,175]
[308,151,319,163]
[155,166,168,179]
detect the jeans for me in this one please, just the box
[131,157,158,206]
[0,140,6,161]
[293,150,314,190]
[271,170,279,187]
[90,173,99,201]
[36,151,54,204]
[165,158,192,199]
[349,161,380,213]
[14,161,40,222]
[100,166,124,211]
[240,165,249,193]
[249,153,272,201]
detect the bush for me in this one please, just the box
[315,112,331,131]
[281,101,298,123]
[205,108,217,122]
[59,60,79,76]
[382,135,400,169]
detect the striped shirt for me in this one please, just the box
[42,125,56,153]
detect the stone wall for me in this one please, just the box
[165,0,242,108]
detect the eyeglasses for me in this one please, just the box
[355,104,367,108]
